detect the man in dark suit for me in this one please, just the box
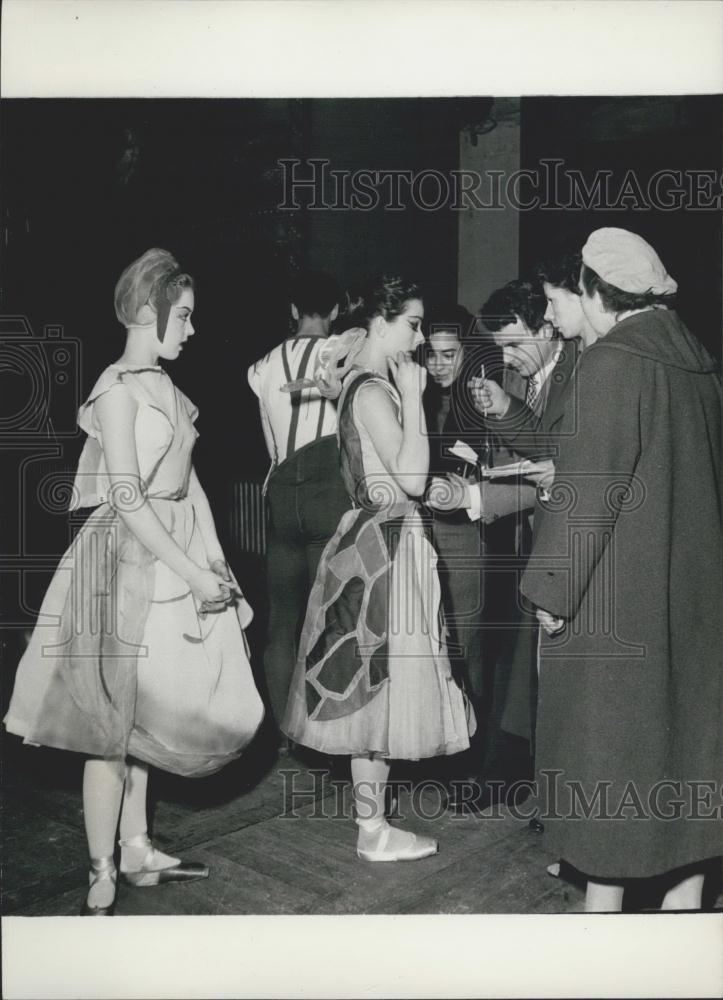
[429,272,580,812]
[474,277,578,768]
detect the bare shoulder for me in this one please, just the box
[94,379,140,422]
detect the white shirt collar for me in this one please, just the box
[534,343,564,389]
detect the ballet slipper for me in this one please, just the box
[80,856,117,916]
[356,822,438,863]
[119,833,209,887]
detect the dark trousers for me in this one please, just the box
[264,436,351,727]
[500,605,539,746]
[432,516,487,777]
[432,516,486,703]
[479,520,536,791]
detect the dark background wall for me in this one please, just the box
[0,97,471,629]
[1,96,721,629]
[519,96,723,348]
[301,98,464,298]
[1,98,480,483]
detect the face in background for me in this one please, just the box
[578,277,614,337]
[492,316,557,377]
[379,298,425,354]
[542,282,588,340]
[425,330,464,388]
[155,287,195,360]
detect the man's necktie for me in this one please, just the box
[526,372,540,409]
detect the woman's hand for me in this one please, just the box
[198,558,236,614]
[536,607,565,636]
[469,377,511,418]
[426,472,472,511]
[209,557,231,583]
[190,567,232,615]
[520,459,556,490]
[388,351,426,398]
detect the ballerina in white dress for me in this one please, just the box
[5,248,264,913]
[282,275,474,862]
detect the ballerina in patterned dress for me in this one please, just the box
[4,249,264,914]
[283,275,474,862]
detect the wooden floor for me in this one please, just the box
[3,741,721,917]
[3,740,585,917]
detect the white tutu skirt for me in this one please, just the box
[5,498,264,777]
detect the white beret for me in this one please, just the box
[582,228,677,295]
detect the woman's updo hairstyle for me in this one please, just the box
[346,274,422,330]
[580,264,676,314]
[114,248,194,342]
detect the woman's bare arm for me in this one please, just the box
[94,386,228,603]
[356,381,429,497]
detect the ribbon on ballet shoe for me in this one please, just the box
[357,823,439,863]
[80,856,117,916]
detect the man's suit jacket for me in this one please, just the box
[424,377,488,526]
[493,339,579,460]
[480,341,580,743]
[474,340,579,525]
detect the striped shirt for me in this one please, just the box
[248,336,339,477]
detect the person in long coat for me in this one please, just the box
[520,228,722,912]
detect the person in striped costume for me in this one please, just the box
[248,271,352,736]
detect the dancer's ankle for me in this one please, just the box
[356,816,386,834]
[119,831,180,873]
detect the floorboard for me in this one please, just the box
[3,742,721,917]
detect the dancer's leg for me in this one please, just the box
[264,516,308,730]
[118,761,149,841]
[585,879,624,912]
[82,758,124,908]
[118,762,179,872]
[351,754,390,830]
[352,755,438,861]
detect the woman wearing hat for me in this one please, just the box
[4,248,264,915]
[521,228,722,911]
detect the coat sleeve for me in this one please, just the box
[494,395,569,459]
[490,394,539,442]
[480,369,539,451]
[520,345,642,619]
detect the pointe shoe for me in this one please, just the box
[357,824,438,863]
[119,834,209,888]
[80,856,117,916]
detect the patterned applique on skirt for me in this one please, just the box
[283,500,474,759]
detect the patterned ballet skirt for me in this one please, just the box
[4,364,264,777]
[282,370,474,759]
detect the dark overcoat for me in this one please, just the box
[521,309,722,879]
